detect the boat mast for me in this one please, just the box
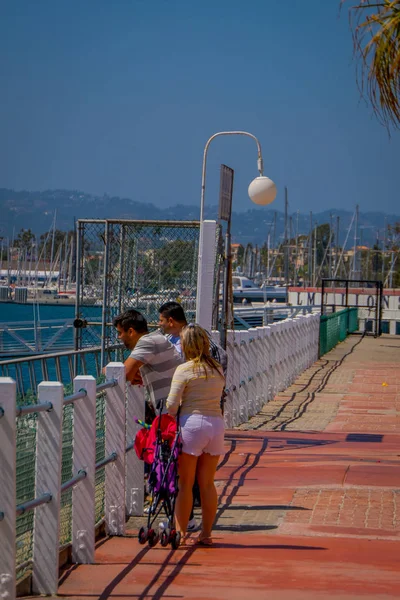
[352,204,359,280]
[313,221,317,287]
[308,212,313,287]
[284,186,289,287]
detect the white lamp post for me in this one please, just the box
[196,131,277,332]
[199,130,277,223]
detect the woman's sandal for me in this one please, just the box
[179,534,196,547]
[179,534,213,547]
[196,535,213,546]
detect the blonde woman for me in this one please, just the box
[166,324,225,546]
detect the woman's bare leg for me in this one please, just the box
[196,453,220,539]
[175,452,198,536]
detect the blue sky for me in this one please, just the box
[0,0,399,216]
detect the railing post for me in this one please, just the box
[224,330,236,429]
[196,220,217,331]
[125,383,144,516]
[258,327,267,405]
[254,328,265,411]
[270,324,280,393]
[0,378,16,600]
[231,332,241,427]
[72,375,96,564]
[238,330,249,424]
[248,328,259,416]
[284,320,293,388]
[104,363,126,536]
[293,318,301,377]
[32,382,64,595]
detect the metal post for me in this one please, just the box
[308,212,313,286]
[104,363,126,536]
[74,221,83,378]
[117,225,126,315]
[284,186,289,287]
[0,378,16,600]
[72,375,96,563]
[313,222,317,287]
[198,131,266,331]
[335,216,340,277]
[221,217,232,350]
[101,222,111,368]
[32,382,64,595]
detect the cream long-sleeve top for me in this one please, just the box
[166,360,225,418]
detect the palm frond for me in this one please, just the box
[343,0,400,131]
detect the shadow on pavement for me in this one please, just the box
[220,504,309,511]
[346,433,384,442]
[214,524,278,532]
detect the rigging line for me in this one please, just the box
[315,229,333,284]
[333,209,356,279]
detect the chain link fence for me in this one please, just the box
[75,220,202,361]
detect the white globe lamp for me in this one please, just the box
[248,176,277,206]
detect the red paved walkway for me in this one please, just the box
[27,335,400,599]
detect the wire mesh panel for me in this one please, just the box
[15,410,37,572]
[75,220,201,360]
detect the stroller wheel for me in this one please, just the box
[160,529,170,547]
[170,530,181,550]
[138,526,148,545]
[148,528,159,547]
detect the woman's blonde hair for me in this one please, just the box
[180,324,223,378]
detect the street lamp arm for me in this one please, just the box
[200,131,264,223]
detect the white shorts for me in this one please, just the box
[180,414,225,457]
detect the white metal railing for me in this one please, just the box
[221,313,320,428]
[0,363,144,600]
[0,313,320,599]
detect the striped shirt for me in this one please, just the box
[130,331,183,409]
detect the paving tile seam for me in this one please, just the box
[277,529,400,541]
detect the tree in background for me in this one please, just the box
[385,221,400,286]
[38,229,74,261]
[344,0,400,130]
[154,240,196,289]
[14,229,35,252]
[233,244,244,270]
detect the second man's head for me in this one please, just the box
[158,301,187,336]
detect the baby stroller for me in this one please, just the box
[134,409,182,549]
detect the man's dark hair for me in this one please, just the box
[159,301,187,323]
[113,309,148,333]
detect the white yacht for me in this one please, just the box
[232,276,287,303]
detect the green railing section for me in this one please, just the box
[319,308,358,356]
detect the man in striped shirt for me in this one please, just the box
[113,309,182,411]
[157,301,227,377]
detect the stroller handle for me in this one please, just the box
[135,418,151,429]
